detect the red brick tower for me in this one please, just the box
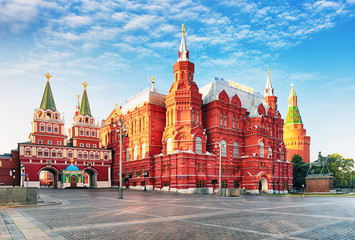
[29,73,67,147]
[284,84,310,162]
[264,68,278,110]
[69,82,102,149]
[162,24,206,154]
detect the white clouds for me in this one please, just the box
[123,14,161,30]
[0,0,42,33]
[61,14,92,28]
[112,12,129,22]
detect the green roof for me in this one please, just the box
[285,106,303,125]
[39,80,57,111]
[79,88,91,117]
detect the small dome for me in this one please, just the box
[65,164,79,171]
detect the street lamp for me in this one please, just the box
[21,165,26,187]
[143,171,149,191]
[114,117,128,199]
[12,168,16,187]
[215,142,225,197]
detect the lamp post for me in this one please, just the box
[215,142,224,197]
[114,117,128,199]
[143,171,148,191]
[12,168,16,187]
[21,165,25,187]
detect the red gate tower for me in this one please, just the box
[283,84,310,163]
[19,75,112,188]
[29,73,67,147]
[69,82,102,149]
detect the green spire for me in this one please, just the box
[285,106,303,125]
[39,73,57,111]
[79,81,92,117]
[285,84,302,125]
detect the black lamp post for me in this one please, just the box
[143,171,149,191]
[114,117,129,199]
[21,165,25,187]
[12,168,16,187]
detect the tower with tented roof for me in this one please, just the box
[162,24,207,154]
[29,73,67,147]
[283,84,310,163]
[69,82,102,149]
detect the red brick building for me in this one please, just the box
[18,74,112,188]
[0,150,20,186]
[101,26,293,194]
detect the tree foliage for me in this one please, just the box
[326,154,354,188]
[291,154,308,189]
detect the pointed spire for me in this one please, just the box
[264,68,274,97]
[79,81,92,117]
[288,83,297,106]
[285,84,302,125]
[178,24,189,62]
[151,76,156,91]
[39,73,57,111]
[73,95,80,119]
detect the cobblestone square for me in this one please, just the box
[1,189,355,240]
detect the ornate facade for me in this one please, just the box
[18,75,112,188]
[284,84,311,163]
[101,26,293,194]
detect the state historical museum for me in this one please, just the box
[1,26,311,193]
[100,26,294,194]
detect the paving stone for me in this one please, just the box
[2,189,355,240]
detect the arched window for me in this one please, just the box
[126,148,129,162]
[167,138,173,154]
[197,111,200,123]
[232,117,235,129]
[281,150,285,162]
[220,140,227,157]
[224,115,227,128]
[233,142,239,158]
[268,147,272,158]
[195,137,202,154]
[236,118,239,130]
[134,145,138,160]
[141,143,146,158]
[220,114,223,127]
[47,124,52,133]
[260,142,264,157]
[192,109,194,123]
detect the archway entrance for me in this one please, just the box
[39,169,57,188]
[259,177,268,193]
[84,169,97,188]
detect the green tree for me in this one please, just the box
[327,154,354,188]
[291,154,308,189]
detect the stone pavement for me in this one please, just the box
[1,189,355,240]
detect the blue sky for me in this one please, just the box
[0,0,354,161]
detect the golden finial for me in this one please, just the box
[76,95,80,100]
[182,24,185,37]
[70,158,74,163]
[115,103,118,109]
[82,81,88,89]
[267,68,270,78]
[44,73,52,82]
[152,76,155,87]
